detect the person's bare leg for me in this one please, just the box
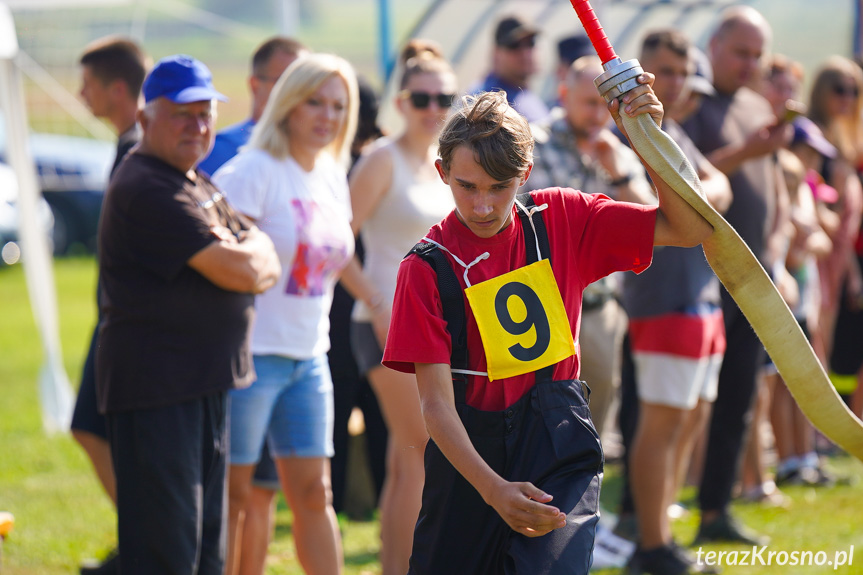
[674,399,712,497]
[768,374,797,462]
[277,456,342,575]
[71,430,116,505]
[741,375,770,494]
[226,464,255,575]
[367,366,427,575]
[685,416,709,490]
[791,394,815,457]
[630,402,686,549]
[238,486,277,575]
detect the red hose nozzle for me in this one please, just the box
[569,0,643,102]
[569,0,617,65]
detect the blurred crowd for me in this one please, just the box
[68,4,862,575]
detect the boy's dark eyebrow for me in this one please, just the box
[453,177,514,187]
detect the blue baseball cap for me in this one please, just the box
[143,54,228,104]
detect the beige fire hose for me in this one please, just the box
[570,0,863,463]
[621,107,863,462]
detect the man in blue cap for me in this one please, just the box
[96,54,281,575]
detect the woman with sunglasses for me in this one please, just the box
[213,53,359,575]
[339,39,456,575]
[807,57,863,361]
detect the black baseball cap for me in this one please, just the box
[495,15,540,48]
[557,34,593,65]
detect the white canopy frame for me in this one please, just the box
[0,1,74,432]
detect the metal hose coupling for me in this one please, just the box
[594,57,644,103]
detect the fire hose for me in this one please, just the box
[569,0,863,461]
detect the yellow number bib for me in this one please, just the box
[465,259,575,381]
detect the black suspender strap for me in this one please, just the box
[516,192,551,263]
[408,242,469,376]
[516,192,555,384]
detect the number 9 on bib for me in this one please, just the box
[465,259,575,381]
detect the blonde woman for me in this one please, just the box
[339,39,456,575]
[808,56,863,356]
[214,53,359,575]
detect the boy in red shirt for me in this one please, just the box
[382,79,711,574]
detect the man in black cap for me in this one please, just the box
[473,14,549,122]
[555,34,592,85]
[96,54,280,575]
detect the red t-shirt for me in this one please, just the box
[382,187,657,411]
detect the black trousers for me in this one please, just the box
[699,288,764,512]
[408,379,603,575]
[328,281,388,512]
[331,373,388,512]
[617,332,638,517]
[70,323,109,438]
[107,392,228,575]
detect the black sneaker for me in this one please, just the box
[775,467,804,486]
[80,548,119,575]
[626,544,716,575]
[693,513,769,546]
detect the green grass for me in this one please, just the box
[1,257,862,574]
[596,460,863,574]
[0,257,382,574]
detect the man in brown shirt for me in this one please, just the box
[97,55,280,575]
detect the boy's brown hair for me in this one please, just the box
[438,91,533,181]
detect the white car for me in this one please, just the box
[0,118,114,255]
[0,160,54,265]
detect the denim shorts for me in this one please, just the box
[229,354,334,464]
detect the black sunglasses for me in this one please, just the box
[832,84,859,98]
[400,90,455,109]
[502,37,536,51]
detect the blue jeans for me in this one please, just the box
[229,354,334,464]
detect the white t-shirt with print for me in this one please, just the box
[215,148,354,359]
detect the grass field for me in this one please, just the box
[1,257,862,574]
